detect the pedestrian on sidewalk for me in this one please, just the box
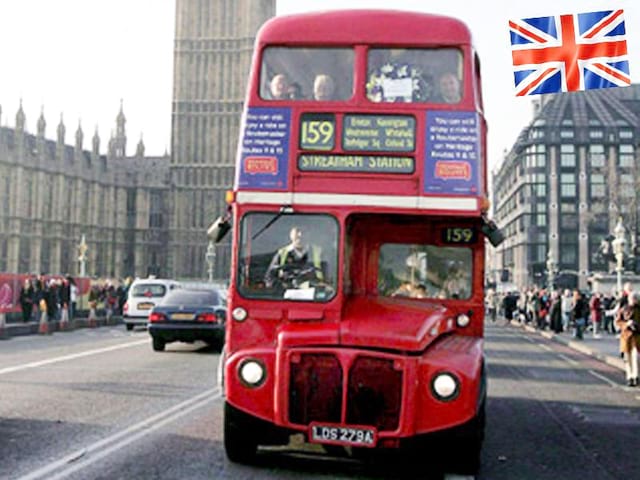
[589,292,602,338]
[571,289,588,340]
[549,290,563,333]
[561,289,572,332]
[615,291,640,387]
[18,278,34,323]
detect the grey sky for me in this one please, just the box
[0,0,637,170]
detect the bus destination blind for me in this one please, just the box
[298,154,414,173]
[342,115,415,152]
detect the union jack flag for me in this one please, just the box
[510,10,630,96]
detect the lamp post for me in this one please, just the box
[612,217,626,295]
[78,234,88,277]
[546,249,556,291]
[205,241,216,282]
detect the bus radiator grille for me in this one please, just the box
[346,356,402,431]
[289,353,342,425]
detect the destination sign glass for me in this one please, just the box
[342,115,415,152]
[298,154,414,174]
[300,113,335,151]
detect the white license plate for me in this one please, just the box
[309,424,377,447]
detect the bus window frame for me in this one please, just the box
[259,46,356,102]
[236,211,340,303]
[365,47,464,104]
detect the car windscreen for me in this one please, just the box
[131,284,167,297]
[160,290,220,307]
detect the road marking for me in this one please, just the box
[0,339,148,376]
[17,387,221,480]
[537,343,553,351]
[588,369,620,388]
[558,354,579,366]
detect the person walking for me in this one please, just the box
[561,289,573,332]
[614,291,640,386]
[549,291,563,333]
[589,292,602,338]
[571,290,588,340]
[18,279,34,323]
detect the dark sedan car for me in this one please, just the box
[148,288,226,352]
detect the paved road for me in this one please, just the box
[1,323,639,479]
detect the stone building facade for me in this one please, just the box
[169,0,276,279]
[491,85,640,290]
[1,1,276,279]
[0,103,170,278]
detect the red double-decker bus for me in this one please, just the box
[211,9,502,474]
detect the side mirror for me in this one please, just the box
[481,217,505,247]
[207,216,231,243]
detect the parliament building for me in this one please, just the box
[0,0,275,279]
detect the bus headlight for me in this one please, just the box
[232,307,247,322]
[456,313,470,328]
[431,372,460,401]
[239,359,266,387]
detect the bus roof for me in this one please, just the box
[258,10,473,47]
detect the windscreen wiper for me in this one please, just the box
[251,205,293,240]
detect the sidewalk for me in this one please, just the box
[0,315,123,339]
[506,319,625,371]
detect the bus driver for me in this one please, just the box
[265,226,325,288]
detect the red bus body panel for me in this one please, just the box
[224,9,487,449]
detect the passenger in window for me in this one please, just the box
[265,226,325,288]
[313,74,336,101]
[287,82,303,100]
[438,72,462,103]
[267,73,290,100]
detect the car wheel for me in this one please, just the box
[125,323,134,331]
[152,336,166,352]
[224,402,258,464]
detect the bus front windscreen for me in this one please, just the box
[237,213,338,302]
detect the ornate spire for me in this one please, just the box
[16,99,26,132]
[75,120,84,150]
[57,113,66,144]
[136,133,145,157]
[92,125,100,154]
[37,106,46,137]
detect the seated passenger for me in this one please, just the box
[313,74,336,101]
[287,82,303,100]
[438,72,462,103]
[268,73,290,100]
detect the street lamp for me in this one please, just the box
[77,234,88,277]
[612,217,626,294]
[546,248,556,291]
[205,241,216,282]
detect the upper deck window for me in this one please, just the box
[366,48,463,104]
[260,47,354,101]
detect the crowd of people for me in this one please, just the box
[487,282,640,387]
[18,274,132,323]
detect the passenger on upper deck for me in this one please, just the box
[313,74,336,101]
[267,73,290,100]
[438,72,462,103]
[265,226,325,289]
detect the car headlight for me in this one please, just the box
[431,372,460,401]
[239,359,266,387]
[456,313,470,328]
[231,307,247,322]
